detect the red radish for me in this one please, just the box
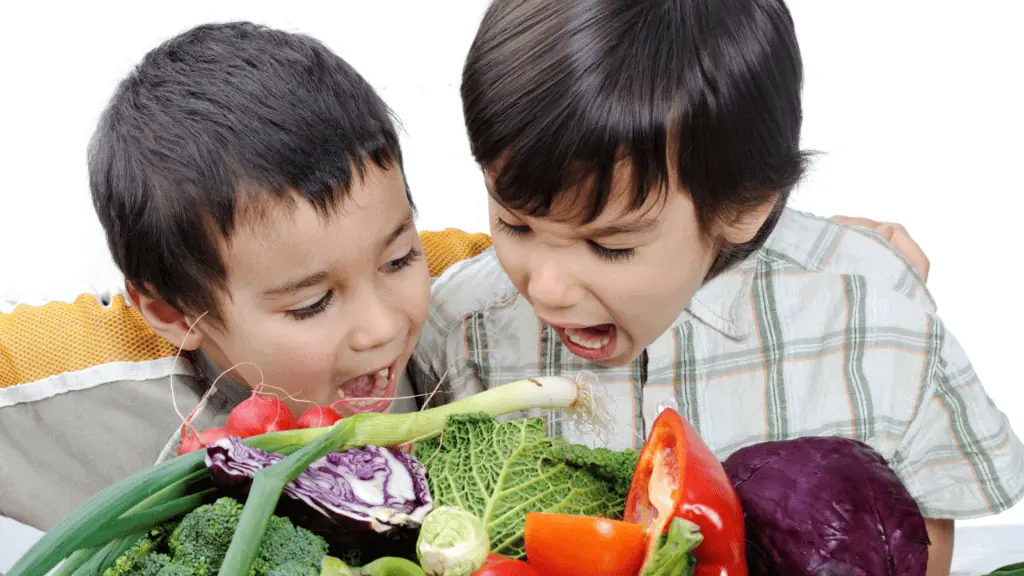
[177,427,235,455]
[297,405,343,429]
[226,393,299,437]
[178,427,204,455]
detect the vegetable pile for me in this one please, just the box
[11,373,941,576]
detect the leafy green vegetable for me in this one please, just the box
[641,518,703,576]
[412,413,636,558]
[416,507,489,575]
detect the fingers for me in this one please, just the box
[830,215,930,283]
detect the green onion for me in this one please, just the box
[50,546,101,576]
[79,488,215,549]
[68,534,142,576]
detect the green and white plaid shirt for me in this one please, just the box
[409,208,1024,519]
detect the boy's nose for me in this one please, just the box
[526,256,584,311]
[348,289,401,352]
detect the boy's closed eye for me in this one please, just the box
[494,216,638,262]
[286,291,334,321]
[282,248,422,321]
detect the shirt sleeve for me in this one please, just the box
[889,317,1024,519]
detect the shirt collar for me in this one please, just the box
[678,258,758,341]
[191,349,253,406]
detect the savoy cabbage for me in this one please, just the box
[412,413,638,558]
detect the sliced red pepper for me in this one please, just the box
[625,407,748,576]
[524,513,646,575]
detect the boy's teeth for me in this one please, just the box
[372,368,390,394]
[564,327,611,350]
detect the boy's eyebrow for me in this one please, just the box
[382,215,415,249]
[262,216,414,298]
[583,217,659,238]
[263,271,330,297]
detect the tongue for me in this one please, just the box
[342,375,375,397]
[586,324,614,335]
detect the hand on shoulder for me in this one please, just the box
[830,215,930,283]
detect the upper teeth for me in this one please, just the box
[564,327,611,350]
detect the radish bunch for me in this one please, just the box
[178,392,344,455]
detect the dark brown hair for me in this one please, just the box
[89,22,407,321]
[462,0,810,277]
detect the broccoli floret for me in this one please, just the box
[251,515,329,576]
[165,496,327,576]
[155,564,193,576]
[168,497,244,575]
[103,531,171,576]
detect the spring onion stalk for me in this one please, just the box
[68,534,142,576]
[219,375,598,576]
[50,546,101,576]
[79,488,216,549]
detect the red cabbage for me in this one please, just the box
[205,437,433,563]
[722,436,930,575]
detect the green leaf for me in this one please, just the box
[640,518,704,576]
[413,413,633,559]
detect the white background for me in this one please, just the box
[0,0,1022,566]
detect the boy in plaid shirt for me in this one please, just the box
[411,0,1024,573]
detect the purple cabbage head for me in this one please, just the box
[722,436,930,576]
[205,437,433,562]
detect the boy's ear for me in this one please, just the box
[719,196,779,245]
[126,283,206,351]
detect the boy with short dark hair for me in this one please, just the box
[1,21,429,529]
[412,0,1024,572]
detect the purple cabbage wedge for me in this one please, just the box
[205,437,433,563]
[722,436,930,576]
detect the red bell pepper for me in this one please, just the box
[473,553,539,576]
[624,408,747,576]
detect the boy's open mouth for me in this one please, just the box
[336,363,397,414]
[553,323,617,361]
